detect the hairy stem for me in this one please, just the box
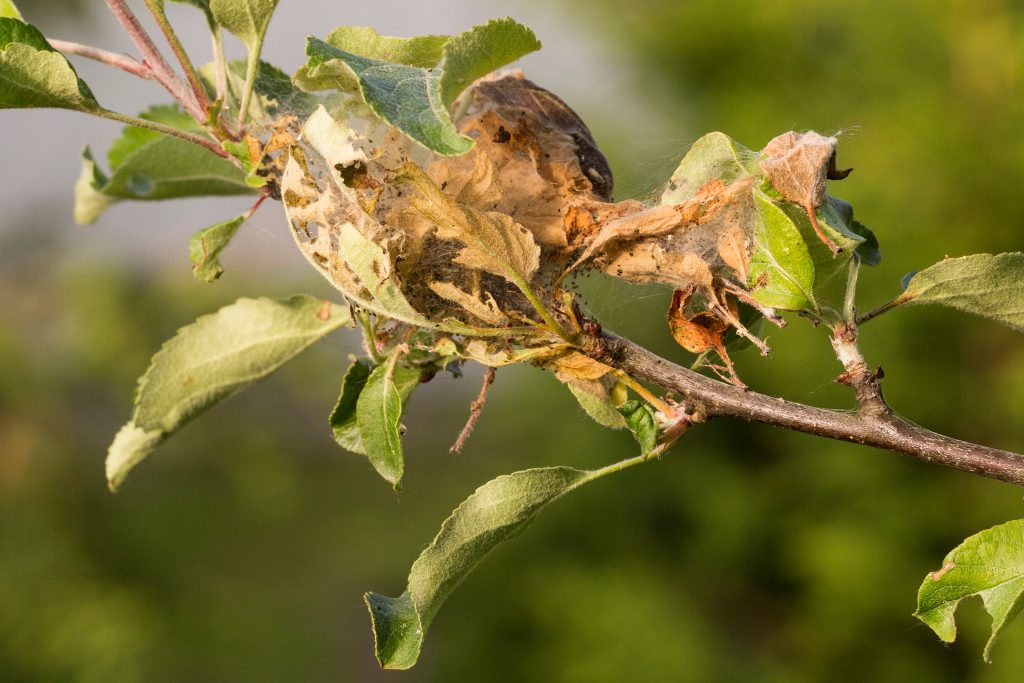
[96,109,227,158]
[584,332,1024,487]
[237,49,261,129]
[48,39,153,79]
[210,25,227,105]
[857,292,913,326]
[143,0,210,115]
[102,0,203,120]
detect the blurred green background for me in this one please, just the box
[3,0,1024,680]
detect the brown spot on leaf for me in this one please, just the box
[316,300,332,321]
[929,560,955,581]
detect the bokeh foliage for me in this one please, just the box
[4,0,1024,680]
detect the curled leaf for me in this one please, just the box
[189,212,249,282]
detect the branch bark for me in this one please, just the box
[583,331,1024,487]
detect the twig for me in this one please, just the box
[583,331,1024,487]
[450,368,496,454]
[47,39,153,79]
[95,109,227,158]
[102,0,204,120]
[143,0,210,116]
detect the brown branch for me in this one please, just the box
[450,368,496,454]
[583,331,1024,487]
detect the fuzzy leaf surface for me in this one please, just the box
[106,296,350,490]
[296,26,447,92]
[189,212,248,282]
[301,19,538,154]
[915,519,1024,662]
[567,381,626,430]
[367,466,608,669]
[0,17,99,111]
[355,362,423,487]
[75,105,254,223]
[899,253,1024,332]
[437,17,541,107]
[209,0,278,50]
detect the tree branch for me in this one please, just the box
[583,331,1024,487]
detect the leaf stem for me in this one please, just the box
[615,371,677,418]
[143,0,210,116]
[210,24,228,105]
[856,292,912,326]
[237,47,262,129]
[95,108,228,158]
[102,0,204,120]
[47,38,153,79]
[510,275,576,343]
[843,256,860,324]
[356,310,387,364]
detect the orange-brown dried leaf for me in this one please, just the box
[667,288,729,354]
[546,350,615,383]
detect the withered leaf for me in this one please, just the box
[667,288,730,354]
[546,350,614,383]
[429,281,509,326]
[391,162,541,289]
[758,131,840,209]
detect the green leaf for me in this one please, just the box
[329,356,373,454]
[355,360,408,487]
[779,196,863,291]
[617,400,658,455]
[437,17,541,107]
[748,188,816,311]
[75,105,254,224]
[567,380,626,430]
[660,132,758,204]
[301,18,540,155]
[0,17,100,111]
[295,26,448,93]
[915,519,1024,662]
[106,295,351,491]
[897,253,1024,332]
[366,462,637,669]
[850,219,881,266]
[0,1,22,20]
[189,212,249,282]
[209,0,278,51]
[303,39,472,155]
[203,58,317,122]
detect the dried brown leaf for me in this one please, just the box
[758,130,838,209]
[429,281,509,326]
